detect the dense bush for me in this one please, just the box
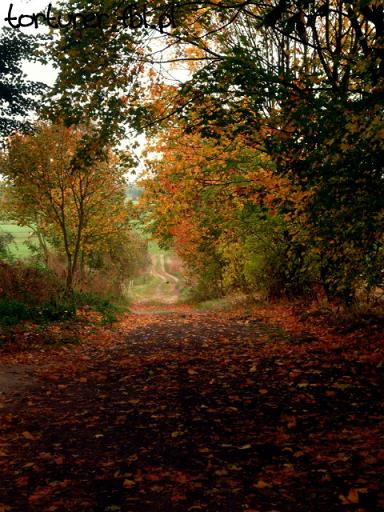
[184,207,319,302]
[0,297,75,326]
[239,212,319,299]
[0,260,131,327]
[0,261,77,326]
[0,298,29,326]
[186,257,225,302]
[74,291,128,325]
[0,261,63,306]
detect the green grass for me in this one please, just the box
[128,274,164,299]
[0,223,37,258]
[147,240,171,257]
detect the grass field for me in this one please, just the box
[0,223,37,258]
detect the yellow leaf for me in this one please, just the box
[339,488,360,505]
[123,479,136,489]
[253,480,272,489]
[171,431,184,438]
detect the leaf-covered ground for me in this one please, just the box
[0,305,383,511]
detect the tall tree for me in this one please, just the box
[0,122,133,294]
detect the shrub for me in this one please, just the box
[0,298,29,325]
[0,260,130,327]
[0,261,64,306]
[0,297,76,326]
[241,216,319,299]
[74,291,129,324]
[0,261,76,326]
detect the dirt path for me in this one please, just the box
[159,254,179,283]
[137,253,180,304]
[0,307,383,511]
[0,364,36,396]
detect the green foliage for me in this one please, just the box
[0,27,47,145]
[0,261,76,326]
[212,204,319,300]
[188,256,225,302]
[34,300,76,322]
[240,214,318,299]
[74,291,129,325]
[0,230,14,260]
[0,298,29,326]
[0,297,76,327]
[267,96,384,304]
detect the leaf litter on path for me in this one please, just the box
[0,304,383,511]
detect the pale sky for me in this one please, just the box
[1,0,58,85]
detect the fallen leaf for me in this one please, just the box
[253,480,272,489]
[122,479,136,489]
[339,488,359,505]
[16,476,29,487]
[22,431,35,441]
[171,431,184,438]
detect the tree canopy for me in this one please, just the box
[2,0,383,305]
[0,27,47,145]
[0,122,136,294]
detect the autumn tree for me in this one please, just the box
[139,120,317,299]
[46,0,384,305]
[0,122,135,295]
[157,0,384,303]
